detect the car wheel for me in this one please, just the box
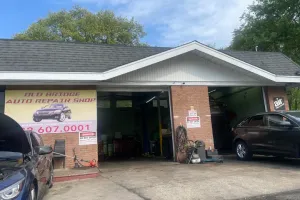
[58,113,65,122]
[48,163,54,188]
[28,184,36,200]
[33,117,42,122]
[236,141,252,161]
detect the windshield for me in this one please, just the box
[44,104,64,109]
[286,112,300,122]
[0,152,22,161]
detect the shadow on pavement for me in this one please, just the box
[222,154,300,169]
[242,189,300,200]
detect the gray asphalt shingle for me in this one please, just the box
[0,39,170,73]
[221,50,300,76]
[0,39,299,76]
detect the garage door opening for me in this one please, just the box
[209,87,266,152]
[97,91,173,164]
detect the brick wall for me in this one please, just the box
[266,86,289,111]
[170,86,214,151]
[41,133,98,169]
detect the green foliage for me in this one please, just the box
[14,6,146,46]
[230,0,300,64]
[288,88,300,110]
[230,0,300,110]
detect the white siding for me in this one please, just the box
[110,53,271,84]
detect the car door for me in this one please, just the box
[33,132,51,179]
[241,115,271,153]
[266,114,299,156]
[29,133,48,195]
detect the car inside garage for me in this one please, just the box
[209,86,266,151]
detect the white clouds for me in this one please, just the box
[73,0,254,47]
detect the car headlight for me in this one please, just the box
[54,110,61,114]
[0,179,24,200]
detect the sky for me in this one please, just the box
[0,0,254,48]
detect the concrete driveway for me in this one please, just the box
[44,156,300,200]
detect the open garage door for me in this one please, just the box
[209,87,266,151]
[97,90,174,165]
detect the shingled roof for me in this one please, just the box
[221,50,300,76]
[0,39,170,73]
[0,39,299,76]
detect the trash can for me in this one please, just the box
[195,140,206,162]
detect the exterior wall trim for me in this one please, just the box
[0,41,300,83]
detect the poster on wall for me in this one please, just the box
[4,90,97,134]
[186,107,201,128]
[186,116,201,128]
[273,97,286,111]
[79,132,97,145]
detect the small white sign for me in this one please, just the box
[188,110,197,117]
[79,132,97,145]
[186,116,201,128]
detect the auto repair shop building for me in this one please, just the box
[0,39,299,168]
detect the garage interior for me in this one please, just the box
[97,91,173,163]
[209,86,266,151]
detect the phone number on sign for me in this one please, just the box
[22,124,91,134]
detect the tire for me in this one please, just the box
[33,117,42,122]
[235,141,252,161]
[57,113,66,122]
[28,184,36,200]
[48,163,54,188]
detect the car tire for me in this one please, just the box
[33,117,42,122]
[48,163,54,188]
[28,184,36,200]
[235,141,252,161]
[57,113,66,122]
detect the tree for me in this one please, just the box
[230,0,300,109]
[14,6,146,46]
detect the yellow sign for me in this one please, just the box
[5,90,97,134]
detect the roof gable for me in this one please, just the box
[0,39,300,83]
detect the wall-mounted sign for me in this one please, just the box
[5,90,97,135]
[79,132,97,145]
[188,110,197,117]
[186,107,200,128]
[186,116,201,128]
[273,97,285,111]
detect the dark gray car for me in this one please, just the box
[232,111,300,160]
[33,104,72,122]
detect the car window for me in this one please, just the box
[247,115,264,127]
[30,134,39,154]
[33,132,43,146]
[267,114,292,127]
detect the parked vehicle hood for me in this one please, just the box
[37,108,61,112]
[0,161,23,180]
[0,114,31,155]
[0,169,26,190]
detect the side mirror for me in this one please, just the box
[38,146,53,155]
